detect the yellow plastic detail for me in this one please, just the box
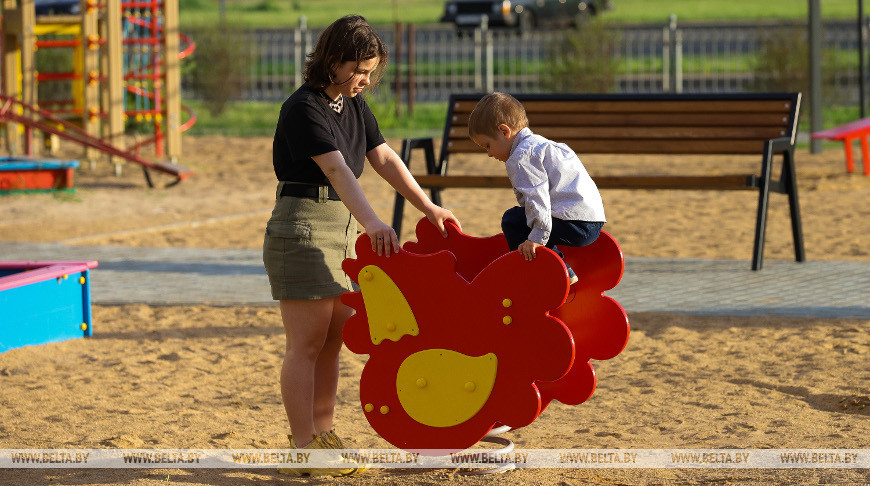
[380,405,390,414]
[502,298,512,308]
[34,24,82,36]
[396,350,497,427]
[80,323,88,331]
[364,403,374,413]
[502,316,512,325]
[357,265,419,345]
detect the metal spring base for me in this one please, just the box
[460,425,515,475]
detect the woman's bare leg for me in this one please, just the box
[279,298,332,446]
[279,296,352,446]
[313,298,353,433]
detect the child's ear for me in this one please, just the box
[497,124,513,139]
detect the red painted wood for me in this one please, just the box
[0,168,73,191]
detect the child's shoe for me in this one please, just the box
[317,430,370,474]
[277,434,359,477]
[566,265,579,285]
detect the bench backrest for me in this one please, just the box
[440,93,801,164]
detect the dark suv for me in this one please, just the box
[34,0,80,15]
[440,0,612,32]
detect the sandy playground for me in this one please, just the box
[0,135,868,485]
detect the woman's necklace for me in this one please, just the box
[325,93,343,113]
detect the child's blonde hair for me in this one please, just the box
[468,92,529,138]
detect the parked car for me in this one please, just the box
[440,0,612,32]
[34,0,80,15]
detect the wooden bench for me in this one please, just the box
[392,92,805,271]
[811,117,870,176]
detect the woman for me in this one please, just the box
[263,15,459,477]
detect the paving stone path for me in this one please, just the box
[2,242,867,319]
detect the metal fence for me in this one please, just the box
[181,19,867,105]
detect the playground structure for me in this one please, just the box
[811,117,870,176]
[0,155,78,191]
[341,219,630,454]
[0,0,195,186]
[0,260,97,353]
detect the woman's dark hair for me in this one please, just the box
[304,15,388,90]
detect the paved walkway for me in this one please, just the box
[2,242,868,319]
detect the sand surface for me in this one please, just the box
[0,136,868,485]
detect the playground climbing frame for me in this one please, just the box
[0,0,194,184]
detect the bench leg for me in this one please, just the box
[752,192,770,271]
[430,188,443,207]
[391,139,416,237]
[861,135,870,176]
[392,192,407,238]
[392,137,440,238]
[751,141,775,271]
[783,149,806,263]
[843,138,856,174]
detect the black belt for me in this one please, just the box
[280,183,340,201]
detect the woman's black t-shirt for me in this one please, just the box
[272,83,385,184]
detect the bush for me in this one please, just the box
[186,23,254,116]
[751,26,849,105]
[543,21,622,93]
[246,0,281,12]
[751,26,809,93]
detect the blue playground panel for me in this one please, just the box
[0,261,98,353]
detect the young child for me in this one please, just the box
[467,92,606,284]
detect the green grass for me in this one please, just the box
[181,100,280,136]
[607,0,858,24]
[176,0,865,137]
[178,0,444,28]
[178,0,859,29]
[180,96,447,138]
[810,105,866,130]
[180,95,862,141]
[366,94,449,138]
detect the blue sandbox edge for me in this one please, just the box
[0,261,98,353]
[0,157,80,170]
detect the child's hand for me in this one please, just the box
[519,240,541,261]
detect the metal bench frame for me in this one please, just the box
[392,92,805,271]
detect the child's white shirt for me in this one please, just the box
[505,127,606,245]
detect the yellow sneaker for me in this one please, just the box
[317,430,370,475]
[277,434,359,477]
[318,429,344,449]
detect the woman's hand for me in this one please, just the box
[364,144,462,240]
[365,220,400,257]
[425,206,461,238]
[519,239,541,261]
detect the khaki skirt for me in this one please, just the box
[262,182,357,300]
